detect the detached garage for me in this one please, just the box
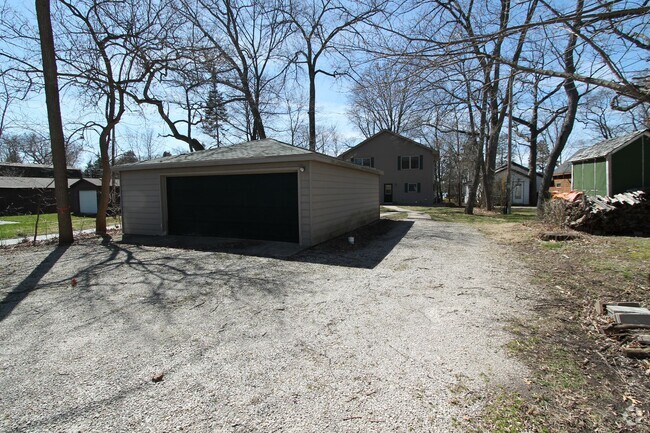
[113,139,381,247]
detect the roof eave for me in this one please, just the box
[113,153,383,175]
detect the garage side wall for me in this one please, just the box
[120,170,163,235]
[309,161,379,245]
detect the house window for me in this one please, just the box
[351,157,373,167]
[404,183,421,193]
[400,156,420,170]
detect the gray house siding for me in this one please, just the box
[308,161,379,245]
[340,131,437,205]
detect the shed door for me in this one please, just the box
[166,173,299,243]
[79,190,98,215]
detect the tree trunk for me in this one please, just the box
[527,85,540,205]
[35,0,73,245]
[308,63,316,151]
[465,136,483,214]
[537,0,583,217]
[96,128,112,234]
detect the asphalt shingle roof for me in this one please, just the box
[125,139,312,169]
[569,129,649,162]
[0,177,77,189]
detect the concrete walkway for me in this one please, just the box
[381,205,432,220]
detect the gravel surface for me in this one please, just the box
[0,218,531,432]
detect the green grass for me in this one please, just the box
[0,213,120,240]
[541,241,564,250]
[407,206,538,224]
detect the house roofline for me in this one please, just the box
[338,129,439,159]
[113,151,383,176]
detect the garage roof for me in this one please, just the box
[114,138,382,174]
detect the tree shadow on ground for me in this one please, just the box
[0,245,69,322]
[289,219,414,269]
[119,219,414,270]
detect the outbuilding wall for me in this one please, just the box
[120,159,379,247]
[611,135,649,194]
[572,158,608,196]
[308,160,379,245]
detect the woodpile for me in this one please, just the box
[596,301,650,359]
[558,189,650,235]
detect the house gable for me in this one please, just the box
[338,130,439,205]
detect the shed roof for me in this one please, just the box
[113,138,381,175]
[569,129,649,162]
[339,130,439,159]
[0,176,80,189]
[70,178,120,188]
[494,161,543,177]
[554,160,572,175]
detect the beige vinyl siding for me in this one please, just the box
[119,162,312,244]
[309,161,379,245]
[120,170,163,235]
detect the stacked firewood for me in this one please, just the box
[561,189,649,235]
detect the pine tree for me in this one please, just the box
[202,79,228,147]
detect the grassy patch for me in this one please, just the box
[475,221,650,432]
[472,391,550,433]
[0,213,120,240]
[540,241,564,250]
[407,206,538,224]
[382,212,408,220]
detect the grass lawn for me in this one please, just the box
[468,220,650,432]
[390,203,650,431]
[0,213,120,240]
[409,205,538,224]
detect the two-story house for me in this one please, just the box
[339,130,439,205]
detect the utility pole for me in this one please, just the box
[36,0,73,244]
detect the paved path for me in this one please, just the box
[0,220,531,432]
[381,205,432,220]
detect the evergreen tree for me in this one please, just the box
[202,78,228,147]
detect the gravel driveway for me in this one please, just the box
[0,218,530,432]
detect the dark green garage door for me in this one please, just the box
[167,173,299,243]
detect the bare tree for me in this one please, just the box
[347,61,430,137]
[536,0,583,216]
[174,0,294,143]
[35,0,73,244]
[512,66,566,205]
[0,131,83,165]
[282,0,383,150]
[56,0,168,234]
